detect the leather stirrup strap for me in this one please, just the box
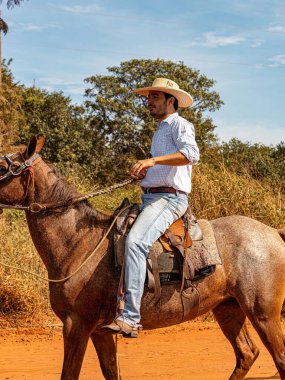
[116,255,125,313]
[149,249,161,302]
[147,257,155,292]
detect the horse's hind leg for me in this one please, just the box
[213,298,259,380]
[245,305,285,379]
[91,332,121,380]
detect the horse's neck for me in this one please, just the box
[25,162,111,277]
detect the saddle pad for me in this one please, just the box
[187,219,222,271]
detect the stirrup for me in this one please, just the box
[103,319,142,338]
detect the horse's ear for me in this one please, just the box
[24,136,46,158]
[35,136,46,153]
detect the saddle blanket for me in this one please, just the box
[147,219,222,290]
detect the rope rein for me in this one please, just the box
[0,178,134,213]
[0,203,133,283]
[0,148,136,280]
[0,160,135,281]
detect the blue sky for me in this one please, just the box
[2,0,285,145]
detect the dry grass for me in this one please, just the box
[191,163,284,228]
[0,211,51,327]
[0,163,284,326]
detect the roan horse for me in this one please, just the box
[0,136,285,380]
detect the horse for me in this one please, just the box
[0,135,285,380]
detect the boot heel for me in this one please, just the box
[123,329,139,338]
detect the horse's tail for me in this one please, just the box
[278,228,285,242]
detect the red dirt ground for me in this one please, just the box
[0,321,281,380]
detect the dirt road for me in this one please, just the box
[0,321,280,380]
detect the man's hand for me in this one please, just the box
[129,152,190,180]
[129,158,155,180]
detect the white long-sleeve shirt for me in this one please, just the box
[140,112,200,193]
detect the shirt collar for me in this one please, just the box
[158,112,178,127]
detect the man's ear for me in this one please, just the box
[170,96,176,107]
[24,136,46,159]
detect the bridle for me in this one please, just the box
[0,152,41,183]
[0,152,42,212]
[0,151,134,213]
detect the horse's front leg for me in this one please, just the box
[61,317,90,380]
[91,332,121,380]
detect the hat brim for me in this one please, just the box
[134,86,193,108]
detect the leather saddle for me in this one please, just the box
[113,198,216,300]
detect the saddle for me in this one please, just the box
[114,198,221,304]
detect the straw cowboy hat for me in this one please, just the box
[134,78,193,108]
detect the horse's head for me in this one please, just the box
[0,136,45,206]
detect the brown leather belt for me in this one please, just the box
[142,187,187,195]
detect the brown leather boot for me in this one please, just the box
[103,319,140,338]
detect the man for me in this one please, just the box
[105,78,200,336]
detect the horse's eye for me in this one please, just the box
[0,165,7,175]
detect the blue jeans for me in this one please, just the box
[117,192,188,326]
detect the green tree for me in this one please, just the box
[84,58,223,183]
[218,138,285,192]
[0,60,25,151]
[0,16,8,85]
[20,87,91,174]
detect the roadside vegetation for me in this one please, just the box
[0,59,284,325]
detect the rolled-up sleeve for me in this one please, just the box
[171,119,200,164]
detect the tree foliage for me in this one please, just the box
[84,58,224,183]
[0,0,25,9]
[20,87,91,173]
[0,60,25,152]
[0,17,8,34]
[218,138,285,192]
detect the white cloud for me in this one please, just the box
[189,32,246,48]
[253,63,264,69]
[267,25,285,34]
[37,78,86,102]
[38,78,86,98]
[214,119,284,145]
[17,23,59,32]
[20,23,43,31]
[65,86,86,96]
[268,55,285,67]
[39,77,80,86]
[250,40,263,48]
[59,5,101,14]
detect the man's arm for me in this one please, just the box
[129,152,189,180]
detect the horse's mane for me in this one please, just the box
[45,165,112,227]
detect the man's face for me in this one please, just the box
[147,91,171,121]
